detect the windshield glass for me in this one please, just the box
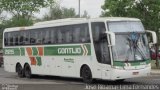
[108,21,150,61]
[108,21,144,32]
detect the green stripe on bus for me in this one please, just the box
[32,47,38,56]
[44,44,91,56]
[36,57,42,66]
[3,44,91,56]
[20,48,25,56]
[113,59,151,67]
[4,48,20,56]
[85,44,91,55]
[113,61,125,66]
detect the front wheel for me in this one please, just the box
[24,64,32,78]
[81,66,93,83]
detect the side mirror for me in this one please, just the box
[146,30,157,45]
[105,31,115,46]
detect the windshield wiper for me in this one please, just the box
[136,46,147,60]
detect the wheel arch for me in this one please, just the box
[80,64,92,77]
[15,62,21,72]
[23,63,30,68]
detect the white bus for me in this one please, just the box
[3,17,157,83]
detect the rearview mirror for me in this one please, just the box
[146,30,157,45]
[105,31,115,46]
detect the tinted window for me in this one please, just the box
[91,22,111,64]
[23,31,30,45]
[108,21,145,32]
[4,33,8,46]
[4,23,90,46]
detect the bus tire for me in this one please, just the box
[81,65,93,83]
[24,64,32,78]
[16,64,24,78]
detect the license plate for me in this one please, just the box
[133,72,139,75]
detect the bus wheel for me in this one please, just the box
[16,64,24,78]
[24,64,32,78]
[81,66,93,83]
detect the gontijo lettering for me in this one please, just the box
[58,48,81,54]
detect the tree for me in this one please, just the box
[42,5,90,21]
[101,0,160,32]
[0,0,55,48]
[81,10,90,18]
[42,5,77,21]
[102,0,160,67]
[0,0,54,26]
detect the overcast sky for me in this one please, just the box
[36,0,105,18]
[60,0,105,17]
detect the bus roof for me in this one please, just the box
[4,17,140,32]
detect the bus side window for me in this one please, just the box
[57,28,63,44]
[35,30,42,44]
[61,27,66,43]
[65,28,73,43]
[8,33,12,46]
[51,29,56,44]
[42,29,50,44]
[24,31,30,45]
[80,24,90,43]
[85,26,90,42]
[4,33,8,46]
[19,32,24,45]
[12,32,17,46]
[73,26,80,43]
[30,31,36,45]
[59,26,71,44]
[91,22,111,64]
[94,26,100,42]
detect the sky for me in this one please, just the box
[36,0,105,18]
[2,0,105,19]
[60,0,105,17]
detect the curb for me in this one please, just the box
[150,73,160,75]
[150,71,160,75]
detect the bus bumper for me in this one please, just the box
[110,67,151,80]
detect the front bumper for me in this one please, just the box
[110,67,151,80]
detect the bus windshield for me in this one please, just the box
[108,21,144,32]
[108,21,150,62]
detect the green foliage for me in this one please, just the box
[0,0,54,27]
[0,0,55,48]
[0,0,54,16]
[42,5,90,21]
[42,5,78,21]
[81,10,90,19]
[102,0,160,44]
[3,16,33,28]
[102,0,160,31]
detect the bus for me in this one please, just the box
[3,17,157,83]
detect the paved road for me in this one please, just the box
[0,67,160,90]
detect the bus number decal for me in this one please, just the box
[5,49,14,55]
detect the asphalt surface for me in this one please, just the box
[0,67,160,90]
